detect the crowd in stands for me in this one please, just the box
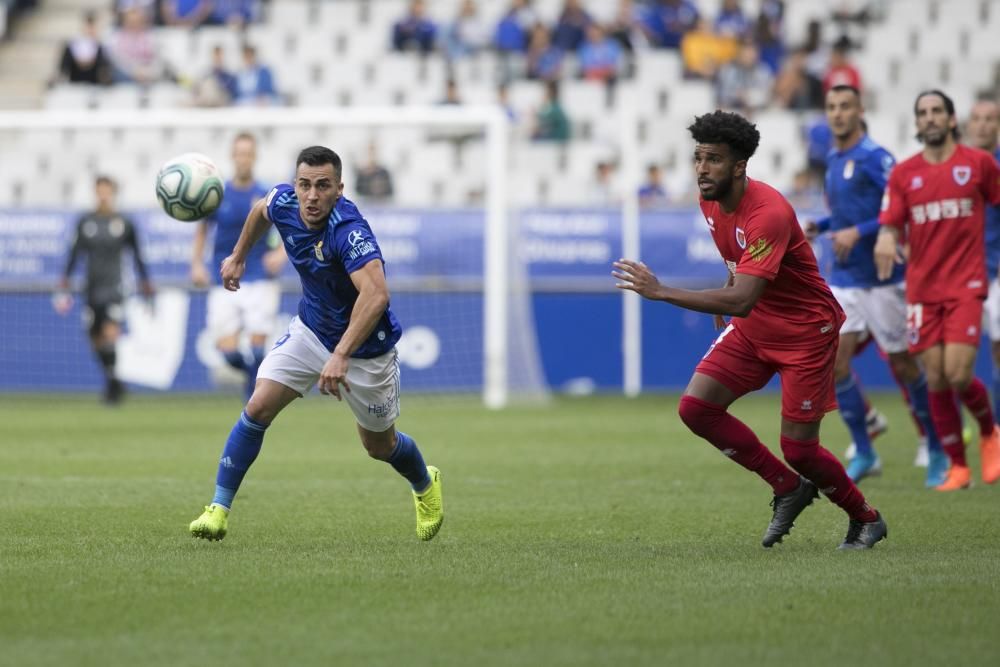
[44,0,890,205]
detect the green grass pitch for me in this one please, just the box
[2,392,999,666]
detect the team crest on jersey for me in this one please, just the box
[953,166,971,186]
[706,216,715,231]
[843,159,855,179]
[735,227,746,249]
[313,240,325,261]
[910,176,923,190]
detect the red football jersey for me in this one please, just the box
[879,144,1000,303]
[700,179,844,349]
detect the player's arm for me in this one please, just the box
[317,259,391,400]
[124,218,154,297]
[875,170,907,281]
[613,259,768,317]
[60,219,83,291]
[190,220,210,287]
[263,229,288,277]
[221,198,272,291]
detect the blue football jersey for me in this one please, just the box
[208,180,273,284]
[266,184,402,357]
[822,135,902,287]
[985,147,1000,279]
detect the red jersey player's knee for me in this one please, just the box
[779,435,820,470]
[677,394,726,437]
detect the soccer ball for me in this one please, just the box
[155,153,224,221]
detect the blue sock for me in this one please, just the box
[245,346,266,401]
[992,367,1000,432]
[906,373,943,453]
[223,349,248,372]
[388,431,432,492]
[212,410,268,509]
[836,373,873,456]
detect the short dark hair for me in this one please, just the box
[687,110,760,161]
[914,89,960,139]
[296,146,342,179]
[233,131,256,145]
[95,175,116,190]
[828,84,861,99]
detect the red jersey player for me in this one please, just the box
[875,89,1000,491]
[613,110,886,549]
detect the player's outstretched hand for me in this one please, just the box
[318,352,351,401]
[830,226,861,262]
[873,232,902,281]
[612,258,664,300]
[220,254,246,292]
[191,262,210,288]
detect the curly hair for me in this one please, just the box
[687,110,761,161]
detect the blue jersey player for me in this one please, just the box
[805,85,946,486]
[967,100,1000,423]
[191,132,286,400]
[189,146,443,542]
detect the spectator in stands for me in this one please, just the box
[444,0,489,60]
[234,44,279,106]
[354,142,395,203]
[497,82,518,123]
[715,40,773,113]
[714,0,749,40]
[113,0,156,24]
[607,0,646,76]
[801,20,829,82]
[590,161,620,205]
[752,11,784,74]
[494,0,536,54]
[773,47,823,110]
[439,78,463,105]
[786,167,825,209]
[822,35,861,93]
[532,81,570,142]
[393,0,437,55]
[680,17,738,80]
[639,0,699,50]
[106,6,164,85]
[211,0,258,26]
[55,11,112,86]
[551,0,591,52]
[526,24,563,82]
[639,164,669,208]
[804,114,832,181]
[578,24,622,83]
[192,44,237,107]
[161,0,213,28]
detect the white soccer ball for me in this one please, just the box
[155,152,225,222]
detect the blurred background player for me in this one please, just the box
[188,146,443,543]
[55,175,154,404]
[875,90,1000,491]
[613,110,886,550]
[966,99,1000,424]
[806,85,946,486]
[191,132,285,402]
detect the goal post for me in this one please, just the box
[0,106,545,408]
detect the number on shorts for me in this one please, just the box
[703,323,734,359]
[906,303,923,344]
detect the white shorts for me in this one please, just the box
[830,283,908,354]
[256,316,401,432]
[207,280,281,339]
[984,278,1000,342]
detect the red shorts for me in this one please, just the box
[906,298,984,354]
[695,323,839,423]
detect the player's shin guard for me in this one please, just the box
[779,435,877,522]
[929,389,966,465]
[959,378,995,436]
[835,374,873,456]
[678,395,798,495]
[388,431,432,491]
[906,374,942,452]
[212,410,268,509]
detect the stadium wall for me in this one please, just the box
[4,206,992,394]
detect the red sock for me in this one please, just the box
[929,389,966,465]
[779,435,877,522]
[959,378,995,436]
[678,395,798,495]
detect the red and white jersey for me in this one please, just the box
[879,143,1000,303]
[700,179,844,349]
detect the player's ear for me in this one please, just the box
[733,159,748,180]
